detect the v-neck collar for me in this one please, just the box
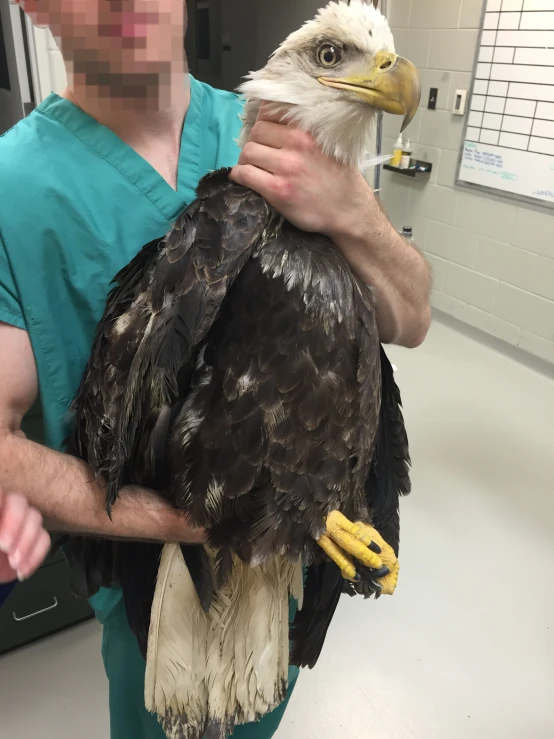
[36,75,204,223]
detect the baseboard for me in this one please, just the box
[432,309,554,380]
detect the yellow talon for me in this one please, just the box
[317,510,400,595]
[328,527,382,569]
[379,562,400,595]
[318,535,358,582]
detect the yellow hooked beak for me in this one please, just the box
[318,51,421,132]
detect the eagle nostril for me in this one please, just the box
[380,60,393,70]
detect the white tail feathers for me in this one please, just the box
[145,544,303,739]
[145,544,208,736]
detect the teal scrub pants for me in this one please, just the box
[100,598,300,739]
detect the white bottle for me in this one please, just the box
[400,139,412,170]
[390,135,404,168]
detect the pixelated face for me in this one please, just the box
[19,1,187,76]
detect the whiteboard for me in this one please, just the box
[457,0,554,209]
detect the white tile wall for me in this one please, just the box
[418,70,453,111]
[460,0,485,27]
[533,256,554,301]
[418,109,466,149]
[511,207,554,257]
[393,30,432,68]
[455,192,517,241]
[494,284,554,340]
[443,263,499,311]
[387,0,413,28]
[463,305,522,344]
[409,143,441,184]
[430,290,467,319]
[519,331,554,364]
[384,0,554,364]
[409,0,462,28]
[426,254,447,291]
[427,221,480,267]
[411,183,459,224]
[428,31,480,71]
[474,238,538,291]
[437,149,460,187]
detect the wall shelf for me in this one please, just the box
[383,160,433,180]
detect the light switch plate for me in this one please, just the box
[453,89,468,116]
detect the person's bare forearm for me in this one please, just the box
[0,432,203,543]
[330,191,432,348]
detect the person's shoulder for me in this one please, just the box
[192,76,244,126]
[194,76,244,110]
[0,106,56,196]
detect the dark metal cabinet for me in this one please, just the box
[0,557,93,656]
[0,400,95,655]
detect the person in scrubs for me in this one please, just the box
[0,1,431,736]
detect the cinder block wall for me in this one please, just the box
[382,0,554,364]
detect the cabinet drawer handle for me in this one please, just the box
[12,596,59,622]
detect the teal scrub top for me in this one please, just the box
[0,75,244,621]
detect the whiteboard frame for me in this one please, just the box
[455,1,554,211]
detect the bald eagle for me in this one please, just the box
[66,2,419,737]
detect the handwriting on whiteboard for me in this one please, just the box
[463,144,504,171]
[533,190,554,200]
[459,140,554,207]
[462,143,519,181]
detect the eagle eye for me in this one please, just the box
[317,44,342,68]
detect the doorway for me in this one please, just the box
[0,1,34,135]
[186,0,223,89]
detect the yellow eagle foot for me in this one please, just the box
[317,510,399,596]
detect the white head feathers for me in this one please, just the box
[237,1,396,169]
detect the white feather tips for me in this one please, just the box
[145,544,208,731]
[145,548,304,739]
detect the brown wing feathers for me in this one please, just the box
[66,169,411,672]
[289,347,411,668]
[70,176,268,511]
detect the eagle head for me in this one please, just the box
[237,0,420,169]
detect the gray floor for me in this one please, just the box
[1,318,553,739]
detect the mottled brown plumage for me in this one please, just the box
[70,167,382,574]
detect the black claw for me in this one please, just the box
[356,564,390,580]
[371,566,390,580]
[352,566,383,598]
[369,541,382,555]
[355,564,389,599]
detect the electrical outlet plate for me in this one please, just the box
[453,89,468,116]
[428,87,438,110]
